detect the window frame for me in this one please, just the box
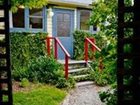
[77,9,97,33]
[10,7,47,33]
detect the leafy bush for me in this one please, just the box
[28,56,75,88]
[56,76,75,89]
[89,34,117,86]
[28,56,63,83]
[20,78,30,88]
[99,88,117,105]
[73,30,95,60]
[11,32,47,80]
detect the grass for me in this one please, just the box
[13,84,67,105]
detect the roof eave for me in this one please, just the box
[48,0,92,9]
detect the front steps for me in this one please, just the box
[58,60,93,84]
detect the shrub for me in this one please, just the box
[73,30,95,60]
[11,32,47,80]
[89,33,117,86]
[56,76,75,89]
[99,88,117,105]
[28,56,63,84]
[28,56,75,88]
[20,78,30,88]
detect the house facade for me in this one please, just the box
[9,0,97,59]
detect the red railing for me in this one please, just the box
[84,38,101,63]
[45,37,70,79]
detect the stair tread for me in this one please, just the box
[76,81,94,87]
[74,74,89,78]
[58,60,91,64]
[69,68,89,73]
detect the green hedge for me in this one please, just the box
[10,32,47,80]
[73,30,95,60]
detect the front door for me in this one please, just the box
[53,9,74,59]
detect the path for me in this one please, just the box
[62,82,108,105]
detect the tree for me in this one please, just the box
[0,0,48,11]
[11,0,48,12]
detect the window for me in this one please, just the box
[80,10,90,30]
[12,8,25,28]
[57,13,70,37]
[10,7,46,32]
[29,9,43,29]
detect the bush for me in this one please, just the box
[11,32,47,80]
[28,56,75,88]
[20,78,30,88]
[56,76,75,89]
[88,33,117,86]
[28,56,63,84]
[73,30,95,60]
[99,88,117,105]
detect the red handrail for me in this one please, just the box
[85,37,101,63]
[45,37,70,79]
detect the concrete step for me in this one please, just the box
[74,74,89,79]
[76,81,94,87]
[68,64,86,70]
[68,68,89,74]
[58,60,91,65]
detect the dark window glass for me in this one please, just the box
[80,10,90,30]
[57,13,70,37]
[13,8,25,28]
[29,9,43,29]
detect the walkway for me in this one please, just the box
[62,82,108,105]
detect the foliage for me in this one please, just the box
[99,88,117,105]
[28,56,63,83]
[56,77,75,89]
[90,0,133,104]
[11,32,47,80]
[90,0,118,37]
[88,33,117,86]
[11,0,48,12]
[73,30,95,60]
[20,78,30,88]
[14,85,67,105]
[0,0,48,12]
[28,56,75,88]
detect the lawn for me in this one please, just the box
[13,84,67,105]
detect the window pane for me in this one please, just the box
[57,13,70,37]
[30,9,43,17]
[29,9,43,29]
[57,14,63,21]
[64,14,70,21]
[30,18,43,29]
[13,8,25,28]
[80,10,90,30]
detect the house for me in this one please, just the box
[9,0,97,59]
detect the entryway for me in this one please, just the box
[52,8,74,59]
